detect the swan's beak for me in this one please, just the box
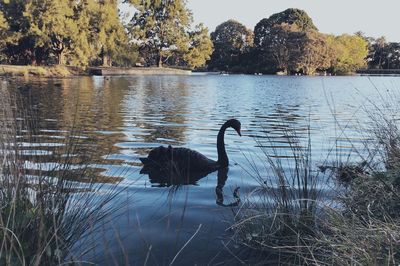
[237,129,242,137]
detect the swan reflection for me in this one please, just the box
[140,165,240,207]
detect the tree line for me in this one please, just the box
[0,0,213,69]
[209,8,400,75]
[363,35,400,70]
[209,9,370,75]
[0,1,398,74]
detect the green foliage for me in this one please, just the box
[254,8,317,47]
[288,30,332,75]
[0,0,134,67]
[208,8,367,75]
[93,0,128,67]
[112,42,139,67]
[258,23,298,73]
[183,23,214,69]
[209,19,253,72]
[0,10,12,61]
[0,3,378,73]
[366,36,400,70]
[127,0,213,68]
[68,0,97,66]
[328,34,368,74]
[23,0,77,65]
[127,0,191,67]
[252,9,321,74]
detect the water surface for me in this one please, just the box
[4,74,399,265]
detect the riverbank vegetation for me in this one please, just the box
[0,64,84,77]
[0,0,213,70]
[209,9,369,75]
[0,2,398,75]
[231,93,400,264]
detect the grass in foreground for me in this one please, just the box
[232,117,400,265]
[0,86,122,265]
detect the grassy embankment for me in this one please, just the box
[0,64,192,77]
[0,65,86,77]
[232,94,400,265]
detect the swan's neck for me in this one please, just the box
[217,123,229,167]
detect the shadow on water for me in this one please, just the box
[140,164,241,207]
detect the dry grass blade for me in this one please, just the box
[0,84,125,265]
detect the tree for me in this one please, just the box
[253,9,318,74]
[254,8,317,47]
[209,19,253,71]
[269,23,295,73]
[328,34,368,74]
[92,0,128,67]
[0,0,35,64]
[127,0,212,69]
[68,0,97,66]
[289,31,332,75]
[370,42,400,69]
[183,23,213,69]
[127,0,192,67]
[365,36,396,69]
[112,42,139,67]
[23,0,78,65]
[0,10,12,61]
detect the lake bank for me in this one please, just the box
[0,64,192,77]
[88,66,192,76]
[0,64,85,77]
[357,68,400,76]
[4,64,400,78]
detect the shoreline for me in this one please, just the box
[0,65,192,78]
[2,64,398,78]
[87,66,191,76]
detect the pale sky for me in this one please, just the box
[186,0,400,42]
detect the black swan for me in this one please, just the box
[139,119,242,177]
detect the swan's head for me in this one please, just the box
[227,119,241,136]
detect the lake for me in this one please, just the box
[3,74,399,265]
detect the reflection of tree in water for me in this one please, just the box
[122,76,190,155]
[9,77,130,183]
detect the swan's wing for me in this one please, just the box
[140,146,218,172]
[170,148,217,171]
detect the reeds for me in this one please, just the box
[231,125,327,264]
[0,84,122,265]
[231,105,400,265]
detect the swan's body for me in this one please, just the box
[139,119,241,182]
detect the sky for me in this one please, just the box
[186,0,400,42]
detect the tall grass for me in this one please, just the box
[230,85,400,265]
[0,85,122,265]
[231,126,328,264]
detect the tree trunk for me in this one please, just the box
[158,51,163,68]
[102,54,111,67]
[29,49,37,66]
[57,51,65,65]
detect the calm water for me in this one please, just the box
[3,75,400,265]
